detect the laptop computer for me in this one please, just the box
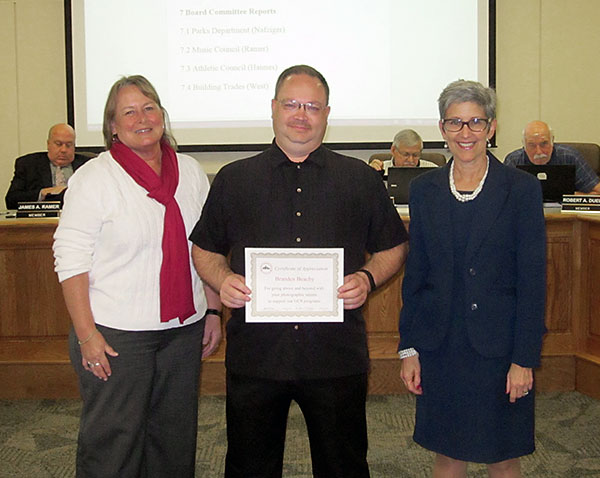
[387,167,432,205]
[516,164,576,203]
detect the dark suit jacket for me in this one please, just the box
[399,155,547,368]
[5,152,91,209]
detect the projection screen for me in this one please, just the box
[66,0,494,150]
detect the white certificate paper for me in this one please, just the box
[245,248,344,323]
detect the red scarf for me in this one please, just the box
[111,140,196,323]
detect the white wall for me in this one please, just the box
[1,0,599,201]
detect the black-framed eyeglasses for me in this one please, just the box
[277,99,325,114]
[442,117,490,132]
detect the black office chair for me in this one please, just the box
[556,143,600,174]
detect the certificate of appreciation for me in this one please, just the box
[245,248,344,323]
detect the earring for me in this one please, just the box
[444,142,448,149]
[112,133,119,142]
[487,139,491,148]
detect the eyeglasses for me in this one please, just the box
[442,117,490,132]
[277,99,325,114]
[397,152,421,160]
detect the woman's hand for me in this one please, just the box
[81,331,119,381]
[400,355,423,395]
[506,363,533,403]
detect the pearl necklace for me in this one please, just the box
[449,156,489,202]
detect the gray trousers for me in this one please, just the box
[69,320,205,478]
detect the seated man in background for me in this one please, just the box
[369,129,438,174]
[504,120,600,194]
[5,123,91,209]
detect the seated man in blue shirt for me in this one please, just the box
[504,120,600,194]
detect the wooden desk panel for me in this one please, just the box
[587,222,600,336]
[542,217,578,357]
[362,270,403,333]
[0,219,70,338]
[545,230,574,333]
[583,219,600,358]
[1,213,600,398]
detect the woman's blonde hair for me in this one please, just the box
[102,75,177,150]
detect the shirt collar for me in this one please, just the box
[270,139,326,168]
[49,161,73,171]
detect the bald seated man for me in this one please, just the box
[369,129,438,175]
[5,124,91,209]
[504,120,600,194]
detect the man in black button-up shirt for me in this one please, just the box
[190,65,408,478]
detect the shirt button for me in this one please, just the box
[469,268,476,276]
[471,303,478,311]
[297,164,301,169]
[296,237,302,243]
[296,187,302,193]
[296,211,302,217]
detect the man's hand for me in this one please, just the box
[220,273,251,309]
[338,272,370,309]
[369,159,384,171]
[201,314,223,358]
[40,186,67,199]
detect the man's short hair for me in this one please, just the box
[522,123,555,146]
[392,129,423,150]
[274,65,330,105]
[47,123,75,141]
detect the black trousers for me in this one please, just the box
[69,320,205,478]
[225,372,370,478]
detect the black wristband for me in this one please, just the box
[357,269,376,292]
[205,308,222,318]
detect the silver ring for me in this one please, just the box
[94,362,101,366]
[88,362,94,367]
[523,391,529,396]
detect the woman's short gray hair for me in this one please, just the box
[438,80,497,120]
[102,75,177,150]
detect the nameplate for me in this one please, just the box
[561,195,600,213]
[16,201,61,218]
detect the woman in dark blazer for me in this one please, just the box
[399,80,546,478]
